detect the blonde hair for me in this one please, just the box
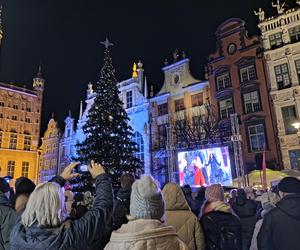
[21,182,67,228]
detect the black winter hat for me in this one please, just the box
[278,177,300,194]
[15,177,36,195]
[0,177,10,193]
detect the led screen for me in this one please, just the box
[178,146,232,187]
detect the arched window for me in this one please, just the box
[133,132,144,168]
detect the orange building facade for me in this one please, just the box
[207,18,280,173]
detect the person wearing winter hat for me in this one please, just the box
[0,177,17,250]
[105,175,188,250]
[14,177,36,214]
[250,191,280,250]
[258,177,300,250]
[200,184,242,250]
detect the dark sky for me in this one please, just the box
[0,0,297,133]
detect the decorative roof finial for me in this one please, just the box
[272,0,286,15]
[182,51,186,59]
[79,101,83,120]
[297,0,300,6]
[164,58,168,66]
[254,8,265,22]
[37,61,43,78]
[137,60,143,69]
[132,62,138,78]
[100,37,114,49]
[173,49,179,62]
[51,112,54,119]
[68,109,72,117]
[0,6,3,36]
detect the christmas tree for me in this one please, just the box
[76,38,141,188]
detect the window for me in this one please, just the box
[13,104,18,110]
[24,135,31,151]
[158,124,168,148]
[7,161,15,178]
[158,103,168,116]
[175,99,185,112]
[9,133,17,149]
[289,150,300,170]
[243,91,261,113]
[175,120,185,144]
[248,124,265,152]
[269,32,283,49]
[282,105,297,134]
[12,115,17,121]
[45,160,50,167]
[0,131,2,147]
[191,93,203,107]
[289,26,300,43]
[275,64,291,90]
[67,129,71,137]
[51,159,57,167]
[240,65,257,83]
[126,91,133,109]
[295,60,300,82]
[53,143,58,153]
[21,161,29,178]
[25,118,30,123]
[219,98,234,119]
[46,145,51,154]
[216,72,231,90]
[26,107,31,112]
[0,113,3,118]
[133,132,144,167]
[0,102,4,107]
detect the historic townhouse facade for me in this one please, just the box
[0,68,44,184]
[207,18,280,174]
[257,3,300,170]
[150,54,210,185]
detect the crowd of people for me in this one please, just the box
[0,161,300,250]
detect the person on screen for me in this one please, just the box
[179,154,188,186]
[184,164,195,187]
[206,152,221,184]
[192,156,205,187]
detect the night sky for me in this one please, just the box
[0,0,297,133]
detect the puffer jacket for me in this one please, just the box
[0,192,17,250]
[10,174,113,250]
[162,183,205,250]
[105,218,187,250]
[113,187,131,230]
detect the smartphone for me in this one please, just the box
[76,162,90,173]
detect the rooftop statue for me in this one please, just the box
[272,0,286,15]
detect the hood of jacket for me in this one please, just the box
[116,187,131,201]
[162,183,190,211]
[276,193,300,220]
[0,192,10,207]
[105,219,187,250]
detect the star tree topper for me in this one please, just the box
[100,37,114,49]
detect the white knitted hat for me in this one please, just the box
[130,175,165,220]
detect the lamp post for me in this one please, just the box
[292,122,300,143]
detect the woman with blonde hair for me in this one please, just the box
[10,161,113,250]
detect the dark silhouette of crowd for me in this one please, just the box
[0,161,300,250]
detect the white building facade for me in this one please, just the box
[257,3,300,170]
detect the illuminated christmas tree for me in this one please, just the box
[76,38,141,188]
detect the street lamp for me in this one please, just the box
[292,122,300,142]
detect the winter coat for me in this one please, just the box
[249,219,262,250]
[200,201,242,250]
[0,192,17,250]
[184,194,199,216]
[113,187,131,230]
[104,218,188,250]
[257,193,300,250]
[232,194,257,250]
[162,183,205,250]
[10,174,113,250]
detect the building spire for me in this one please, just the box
[132,62,138,78]
[144,76,148,98]
[79,100,83,120]
[36,61,43,78]
[0,6,3,40]
[51,112,54,119]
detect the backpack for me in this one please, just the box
[200,211,241,250]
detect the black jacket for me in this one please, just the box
[113,187,131,230]
[200,211,242,250]
[10,174,113,250]
[232,196,257,250]
[0,193,17,250]
[258,193,300,250]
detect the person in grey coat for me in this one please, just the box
[0,177,17,250]
[10,161,113,250]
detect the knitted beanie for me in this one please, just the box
[130,175,165,220]
[15,177,36,195]
[0,177,10,194]
[205,183,224,202]
[278,177,300,194]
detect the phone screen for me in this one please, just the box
[80,164,88,172]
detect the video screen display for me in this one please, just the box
[178,146,232,187]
